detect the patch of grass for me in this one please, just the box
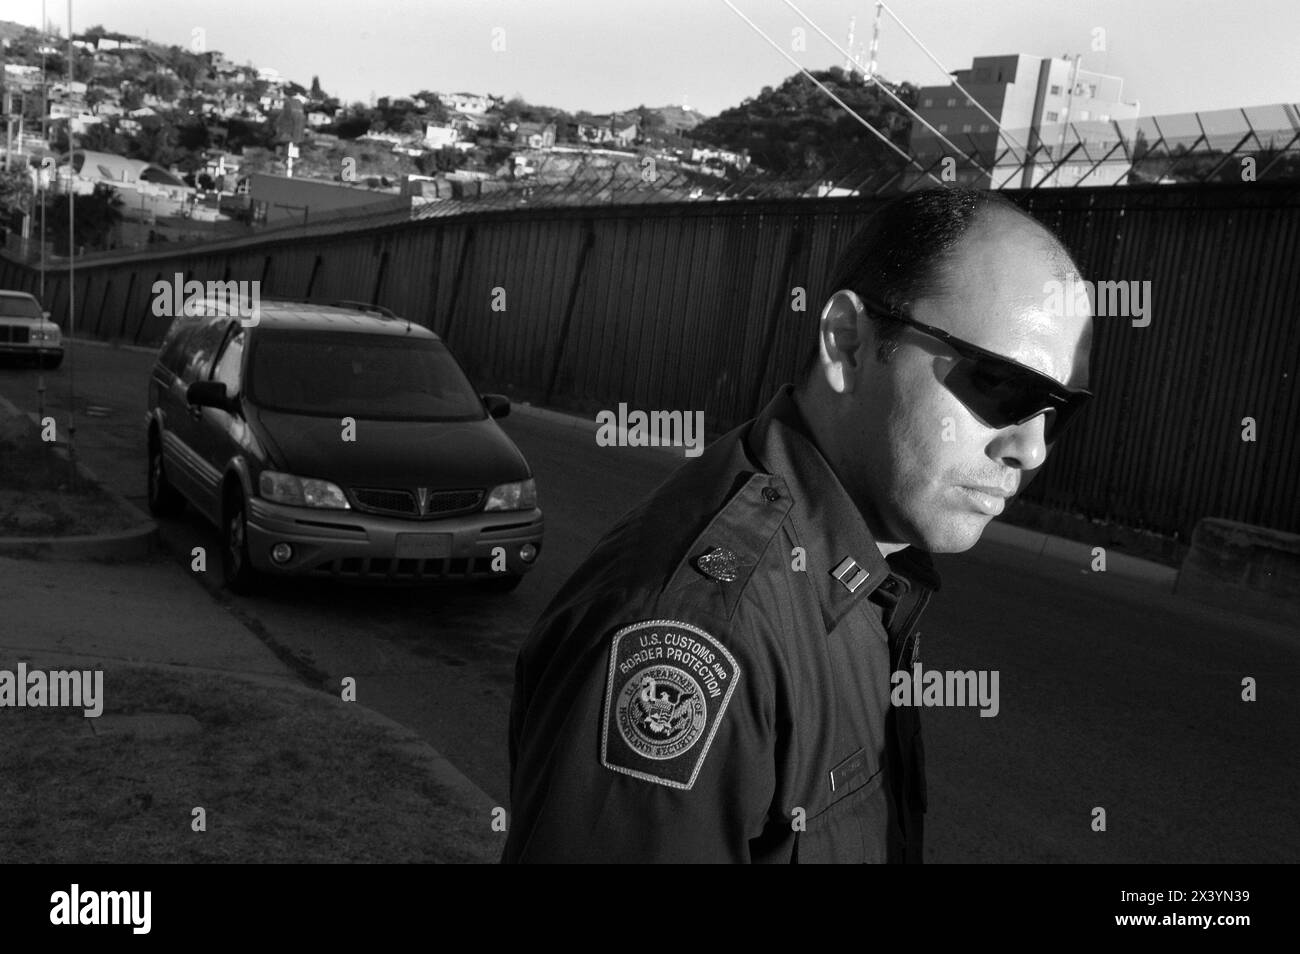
[0,416,142,536]
[0,666,500,863]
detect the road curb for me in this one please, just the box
[64,335,159,356]
[512,400,1180,590]
[0,394,158,561]
[978,518,1177,588]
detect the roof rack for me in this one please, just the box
[281,298,413,332]
[327,300,400,320]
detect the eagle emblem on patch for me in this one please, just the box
[601,619,739,790]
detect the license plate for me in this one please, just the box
[394,534,452,559]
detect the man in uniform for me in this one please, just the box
[503,188,1094,863]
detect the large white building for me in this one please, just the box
[910,54,1140,188]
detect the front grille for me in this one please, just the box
[0,325,30,344]
[352,488,417,515]
[422,490,483,514]
[350,487,483,519]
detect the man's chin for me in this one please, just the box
[914,513,993,553]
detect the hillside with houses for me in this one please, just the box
[0,20,773,253]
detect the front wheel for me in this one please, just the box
[222,494,261,594]
[147,438,186,517]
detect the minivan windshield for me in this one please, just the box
[247,331,487,421]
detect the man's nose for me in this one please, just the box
[989,412,1049,471]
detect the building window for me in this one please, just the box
[946,98,957,107]
[937,123,948,133]
[1045,111,1058,122]
[1049,84,1062,96]
[962,124,972,133]
[923,98,933,107]
[1099,113,1110,122]
[979,124,990,133]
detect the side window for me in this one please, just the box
[211,327,245,398]
[157,320,194,377]
[181,319,231,385]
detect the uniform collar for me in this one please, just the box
[745,385,941,631]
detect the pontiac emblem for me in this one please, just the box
[416,487,430,513]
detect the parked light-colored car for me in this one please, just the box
[0,291,62,369]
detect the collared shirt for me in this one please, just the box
[503,385,941,863]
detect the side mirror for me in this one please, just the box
[482,393,510,419]
[187,380,237,413]
[42,310,52,320]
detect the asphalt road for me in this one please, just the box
[3,341,1296,863]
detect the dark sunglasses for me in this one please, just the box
[861,297,1093,443]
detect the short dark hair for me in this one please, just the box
[800,187,1061,376]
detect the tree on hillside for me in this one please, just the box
[142,71,180,101]
[76,123,130,155]
[689,67,916,177]
[224,117,276,152]
[44,184,124,255]
[0,168,34,236]
[130,120,182,167]
[334,103,373,140]
[635,104,665,135]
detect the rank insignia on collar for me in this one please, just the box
[831,556,871,593]
[694,546,740,582]
[601,620,741,790]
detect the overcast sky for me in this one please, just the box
[10,0,1299,119]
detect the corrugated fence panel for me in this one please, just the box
[2,182,1294,540]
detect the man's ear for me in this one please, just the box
[816,289,871,394]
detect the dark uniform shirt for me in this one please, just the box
[503,385,941,863]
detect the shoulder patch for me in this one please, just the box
[600,619,740,790]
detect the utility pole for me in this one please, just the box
[65,0,77,484]
[2,31,11,171]
[867,3,882,79]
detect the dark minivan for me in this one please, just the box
[145,298,542,592]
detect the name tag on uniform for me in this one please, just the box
[829,747,870,793]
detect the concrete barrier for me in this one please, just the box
[1176,518,1300,625]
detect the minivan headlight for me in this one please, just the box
[483,478,537,512]
[259,471,351,509]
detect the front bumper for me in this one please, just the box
[244,496,543,583]
[0,343,62,357]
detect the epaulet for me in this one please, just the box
[659,470,793,621]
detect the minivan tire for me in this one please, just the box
[147,436,187,517]
[222,493,261,594]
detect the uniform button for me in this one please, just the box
[762,487,780,502]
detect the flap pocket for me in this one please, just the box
[825,747,879,807]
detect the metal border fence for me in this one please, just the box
[1,180,1296,545]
